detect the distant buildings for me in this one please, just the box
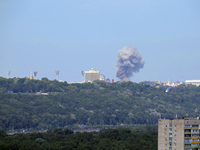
[185,80,200,87]
[25,70,200,86]
[158,116,200,150]
[156,78,185,87]
[100,74,105,81]
[157,79,200,87]
[140,79,175,87]
[139,80,156,86]
[85,68,100,83]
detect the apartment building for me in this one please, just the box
[158,117,200,150]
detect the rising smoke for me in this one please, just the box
[116,46,145,81]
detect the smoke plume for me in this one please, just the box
[116,46,145,81]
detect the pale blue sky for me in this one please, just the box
[0,0,200,83]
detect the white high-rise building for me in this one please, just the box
[85,68,100,83]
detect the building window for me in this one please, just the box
[175,134,176,137]
[165,139,167,142]
[174,125,176,128]
[175,130,176,133]
[165,144,167,146]
[166,125,167,127]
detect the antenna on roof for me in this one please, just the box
[7,71,11,78]
[55,70,59,81]
[34,71,38,79]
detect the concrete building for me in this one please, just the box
[185,80,200,87]
[158,117,200,150]
[85,68,100,83]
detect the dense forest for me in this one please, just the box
[0,76,200,131]
[0,127,158,150]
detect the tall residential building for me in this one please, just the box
[85,68,100,83]
[158,117,200,150]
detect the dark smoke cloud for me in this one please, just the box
[116,46,145,81]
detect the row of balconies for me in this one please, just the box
[185,140,199,144]
[185,134,200,137]
[185,125,199,127]
[185,132,200,134]
[185,125,200,130]
[185,129,199,135]
[184,145,200,149]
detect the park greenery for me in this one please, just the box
[0,127,158,150]
[0,76,200,131]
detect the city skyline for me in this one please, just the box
[1,0,200,83]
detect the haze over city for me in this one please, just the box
[1,0,200,83]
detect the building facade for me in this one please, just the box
[158,117,200,150]
[185,80,200,87]
[85,68,100,83]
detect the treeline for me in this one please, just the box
[0,77,200,130]
[0,127,157,150]
[0,77,69,93]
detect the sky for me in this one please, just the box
[0,0,200,83]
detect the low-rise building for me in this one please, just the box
[185,80,200,87]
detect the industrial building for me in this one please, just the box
[158,116,200,150]
[85,68,100,83]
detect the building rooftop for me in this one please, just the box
[160,116,200,120]
[85,68,99,73]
